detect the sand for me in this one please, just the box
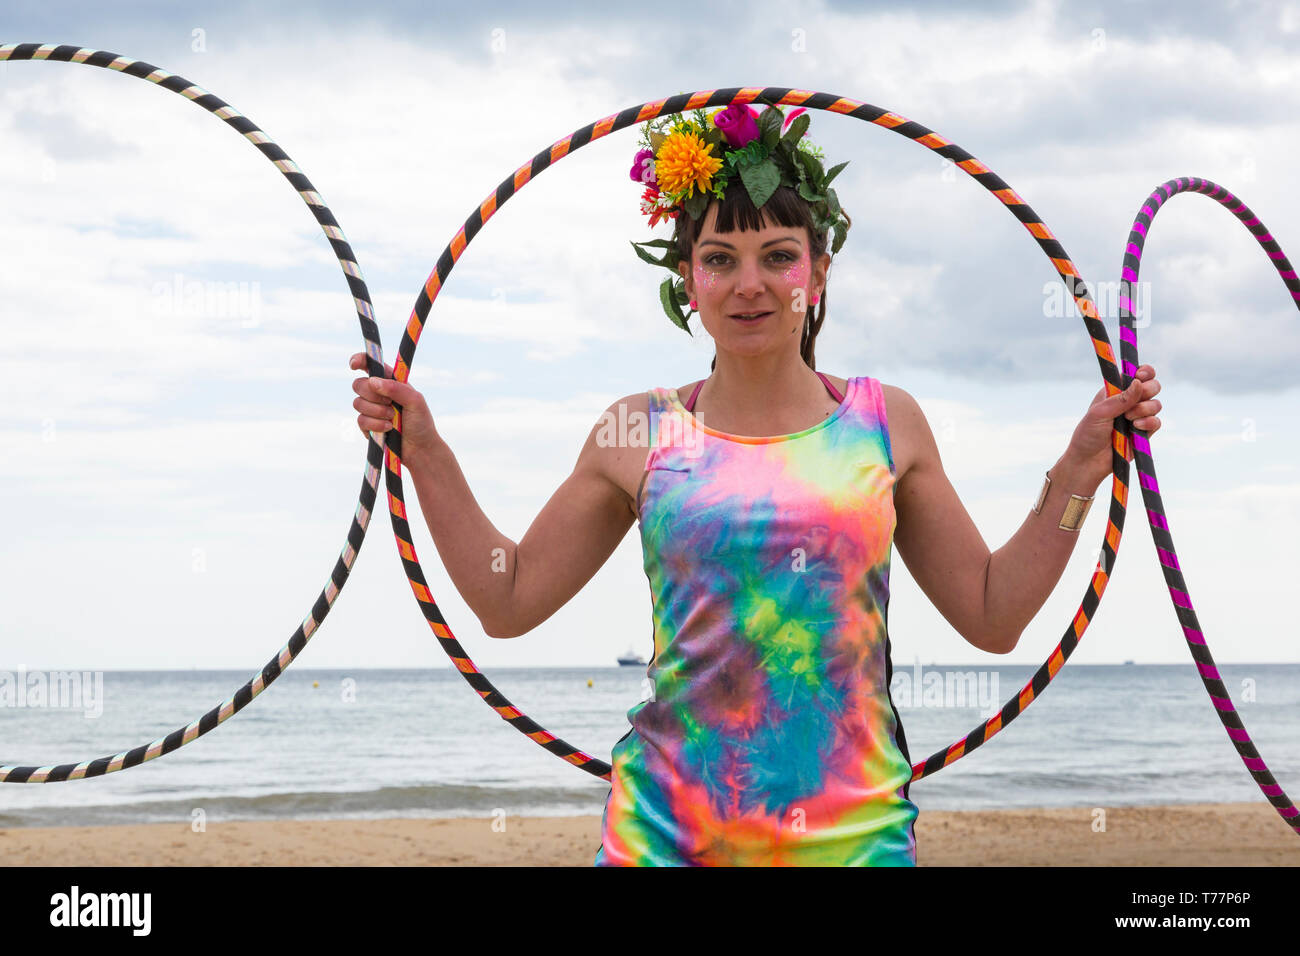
[2,801,1297,866]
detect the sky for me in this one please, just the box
[2,0,1299,683]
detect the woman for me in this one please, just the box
[348,105,1163,866]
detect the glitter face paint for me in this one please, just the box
[692,258,721,294]
[780,251,811,313]
[780,252,809,288]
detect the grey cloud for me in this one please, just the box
[9,107,140,161]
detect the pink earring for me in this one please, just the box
[811,293,821,306]
[690,299,698,311]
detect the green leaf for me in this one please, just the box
[683,190,709,221]
[756,107,784,150]
[727,140,765,169]
[780,112,810,149]
[831,219,847,255]
[823,160,849,187]
[700,126,724,149]
[795,147,822,185]
[660,277,692,334]
[630,240,672,268]
[791,153,809,186]
[825,186,841,220]
[739,159,781,209]
[796,180,820,203]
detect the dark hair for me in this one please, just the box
[673,183,849,372]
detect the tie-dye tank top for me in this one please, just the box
[594,372,919,866]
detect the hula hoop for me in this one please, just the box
[386,88,1298,834]
[1112,177,1300,829]
[0,43,388,783]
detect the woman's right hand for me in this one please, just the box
[349,353,442,465]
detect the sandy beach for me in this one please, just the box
[2,801,1296,866]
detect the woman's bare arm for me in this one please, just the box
[978,452,1107,651]
[404,393,646,639]
[889,387,1105,654]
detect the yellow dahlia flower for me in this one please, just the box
[655,129,723,200]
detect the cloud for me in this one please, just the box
[2,0,1298,672]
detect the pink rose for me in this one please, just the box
[782,107,807,131]
[713,104,760,148]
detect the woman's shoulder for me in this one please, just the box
[872,381,913,429]
[873,381,931,481]
[877,381,921,414]
[572,390,657,520]
[597,389,654,436]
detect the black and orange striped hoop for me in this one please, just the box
[384,89,1298,835]
[0,43,390,782]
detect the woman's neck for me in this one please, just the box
[701,354,824,418]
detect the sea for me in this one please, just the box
[1,663,1297,829]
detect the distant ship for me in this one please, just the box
[617,646,647,667]
[1123,659,1135,665]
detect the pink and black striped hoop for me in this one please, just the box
[0,43,389,783]
[384,89,1298,835]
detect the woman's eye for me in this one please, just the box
[705,251,796,266]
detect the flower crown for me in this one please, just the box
[628,99,850,334]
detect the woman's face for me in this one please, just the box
[679,202,830,361]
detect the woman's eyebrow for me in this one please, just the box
[698,236,802,249]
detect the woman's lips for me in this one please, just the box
[729,311,773,322]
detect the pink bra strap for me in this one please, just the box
[684,371,844,412]
[818,370,845,404]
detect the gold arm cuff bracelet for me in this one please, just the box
[1033,470,1095,533]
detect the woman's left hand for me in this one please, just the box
[1066,364,1163,479]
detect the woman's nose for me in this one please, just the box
[733,256,765,294]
